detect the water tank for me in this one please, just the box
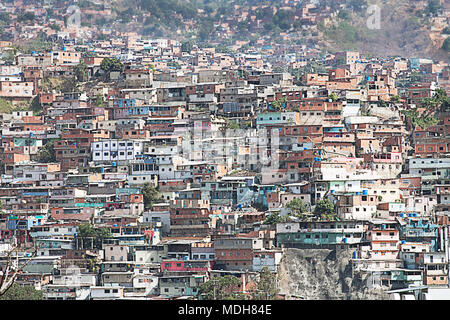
[353,251,357,259]
[362,189,368,195]
[400,213,404,217]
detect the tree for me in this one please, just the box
[2,49,16,64]
[39,140,56,163]
[226,120,240,130]
[314,199,335,220]
[271,97,287,111]
[329,92,338,102]
[49,23,61,32]
[18,12,35,23]
[142,183,159,209]
[426,0,442,16]
[285,198,307,218]
[252,267,279,300]
[100,57,124,73]
[0,245,38,297]
[418,88,450,115]
[338,9,351,20]
[94,93,104,108]
[78,223,96,238]
[77,223,111,249]
[272,9,294,31]
[198,19,215,41]
[348,0,367,12]
[401,108,440,130]
[263,211,293,225]
[74,62,88,82]
[0,283,42,300]
[30,96,42,114]
[199,275,245,300]
[60,78,79,93]
[442,38,450,52]
[379,100,388,108]
[181,41,194,53]
[391,95,400,103]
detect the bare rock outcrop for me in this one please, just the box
[278,248,390,300]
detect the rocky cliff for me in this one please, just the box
[278,248,391,300]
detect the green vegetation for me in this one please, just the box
[338,9,351,21]
[348,0,368,12]
[17,37,52,54]
[252,266,279,300]
[391,95,401,103]
[94,93,104,108]
[181,40,194,53]
[420,88,450,113]
[403,16,423,31]
[425,0,442,16]
[0,98,15,113]
[199,275,245,300]
[2,48,16,63]
[0,283,42,300]
[74,62,88,82]
[49,23,61,31]
[0,12,10,25]
[400,89,449,130]
[409,71,425,84]
[271,97,287,111]
[402,108,439,129]
[271,9,294,31]
[263,211,293,225]
[314,199,336,220]
[77,223,112,249]
[39,139,57,163]
[442,38,450,52]
[285,198,307,219]
[321,22,371,51]
[29,96,42,115]
[329,92,338,102]
[142,183,159,209]
[60,78,79,93]
[140,0,198,22]
[226,120,240,130]
[17,12,35,23]
[100,57,124,73]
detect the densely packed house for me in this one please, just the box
[0,9,450,298]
